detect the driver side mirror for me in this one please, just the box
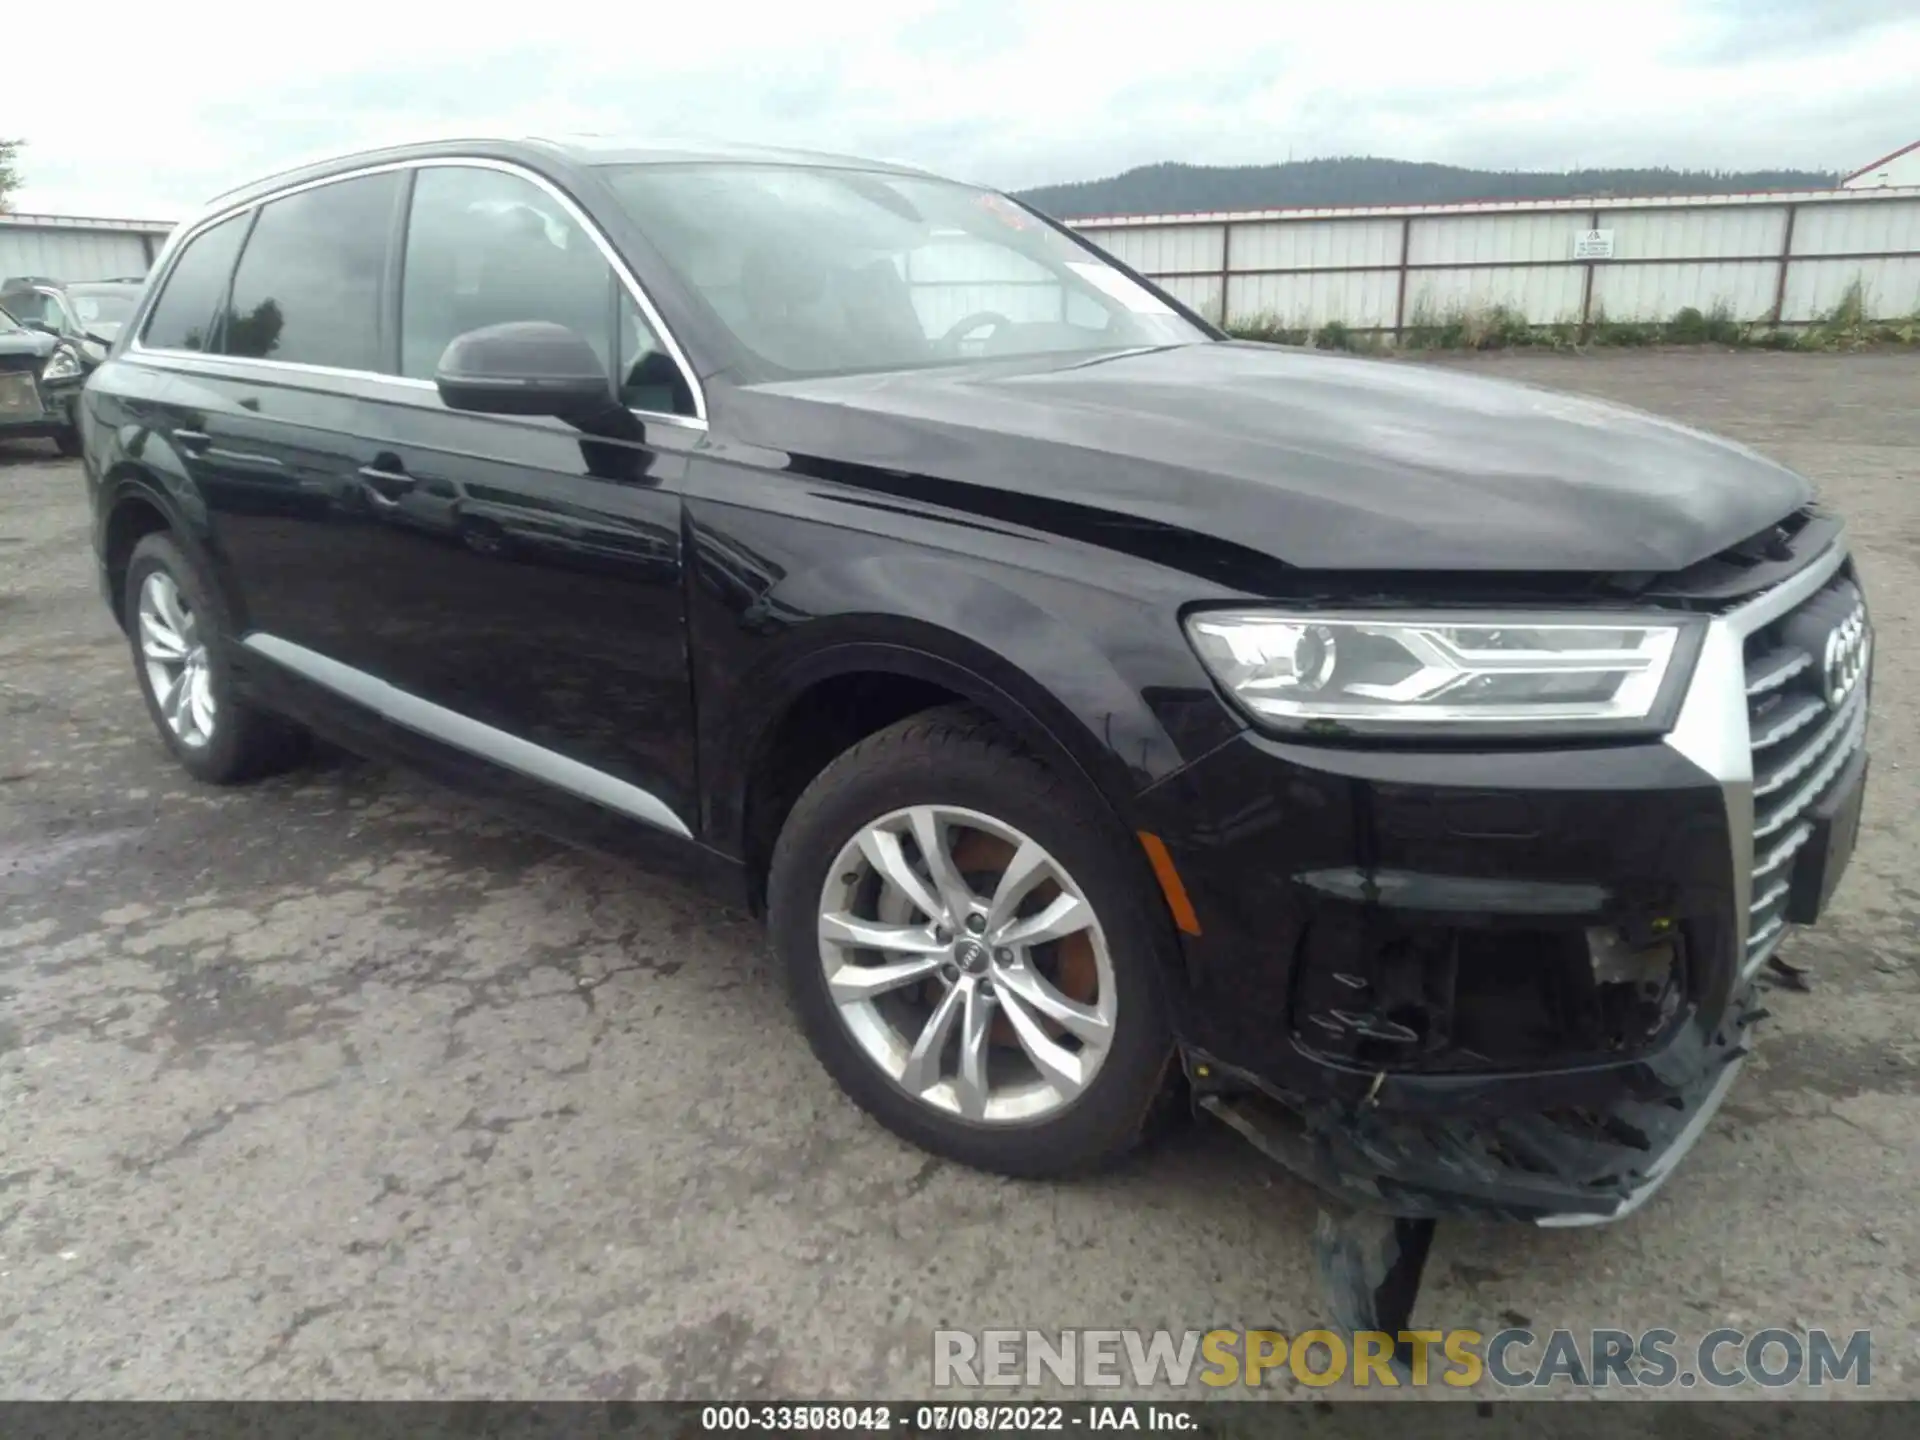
[435,321,615,422]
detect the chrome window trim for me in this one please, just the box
[243,633,693,839]
[1660,534,1851,969]
[132,347,439,394]
[118,348,709,431]
[128,155,708,429]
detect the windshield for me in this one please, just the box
[600,164,1208,379]
[70,289,138,337]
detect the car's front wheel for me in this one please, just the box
[124,532,306,784]
[768,707,1176,1177]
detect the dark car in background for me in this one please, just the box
[0,276,144,360]
[0,302,88,453]
[76,137,1871,1334]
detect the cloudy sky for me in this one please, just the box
[5,0,1917,218]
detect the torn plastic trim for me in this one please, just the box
[1532,1045,1747,1228]
[1192,985,1762,1224]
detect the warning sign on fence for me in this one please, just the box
[1574,229,1615,260]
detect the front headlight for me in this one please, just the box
[1184,610,1698,736]
[41,345,83,381]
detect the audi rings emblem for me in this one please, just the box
[1823,605,1870,707]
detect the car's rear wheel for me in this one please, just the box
[125,533,306,784]
[768,707,1176,1177]
[54,429,83,458]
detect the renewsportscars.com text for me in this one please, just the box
[933,1327,1872,1390]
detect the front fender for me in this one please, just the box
[698,541,1220,856]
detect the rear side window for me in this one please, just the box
[222,172,401,371]
[143,215,248,352]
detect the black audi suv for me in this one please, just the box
[78,138,1871,1328]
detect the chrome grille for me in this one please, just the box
[1740,576,1869,973]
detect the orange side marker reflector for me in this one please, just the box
[1137,831,1202,937]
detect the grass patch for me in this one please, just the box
[1799,280,1920,349]
[1225,313,1387,352]
[1665,303,1745,346]
[1227,280,1920,353]
[1229,316,1311,347]
[1402,301,1555,351]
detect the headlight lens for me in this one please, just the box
[1185,611,1692,733]
[41,345,83,381]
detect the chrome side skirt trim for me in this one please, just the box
[243,633,693,839]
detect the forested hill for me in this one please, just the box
[1014,157,1838,218]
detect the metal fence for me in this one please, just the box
[8,191,1919,342]
[1070,187,1920,336]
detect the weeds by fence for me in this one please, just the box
[1227,281,1920,354]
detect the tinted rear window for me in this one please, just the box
[222,172,400,371]
[144,215,248,352]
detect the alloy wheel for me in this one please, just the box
[137,570,216,749]
[816,804,1117,1124]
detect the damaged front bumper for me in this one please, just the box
[1194,981,1761,1225]
[1140,529,1867,1226]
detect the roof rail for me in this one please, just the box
[198,134,520,206]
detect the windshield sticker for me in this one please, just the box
[1066,261,1176,315]
[974,193,1041,231]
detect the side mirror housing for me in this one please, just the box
[434,321,614,421]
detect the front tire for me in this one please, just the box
[768,707,1176,1178]
[124,532,306,784]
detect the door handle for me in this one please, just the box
[173,429,211,451]
[356,463,415,507]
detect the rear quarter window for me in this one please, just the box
[143,215,249,352]
[221,172,401,372]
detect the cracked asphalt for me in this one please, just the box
[1,350,1917,1401]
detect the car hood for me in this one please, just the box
[731,342,1812,573]
[0,329,56,362]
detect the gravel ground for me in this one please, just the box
[1,349,1916,1400]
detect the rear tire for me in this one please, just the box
[768,706,1176,1178]
[54,429,83,458]
[124,532,307,785]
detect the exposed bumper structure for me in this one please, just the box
[1199,985,1759,1224]
[1144,532,1868,1224]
